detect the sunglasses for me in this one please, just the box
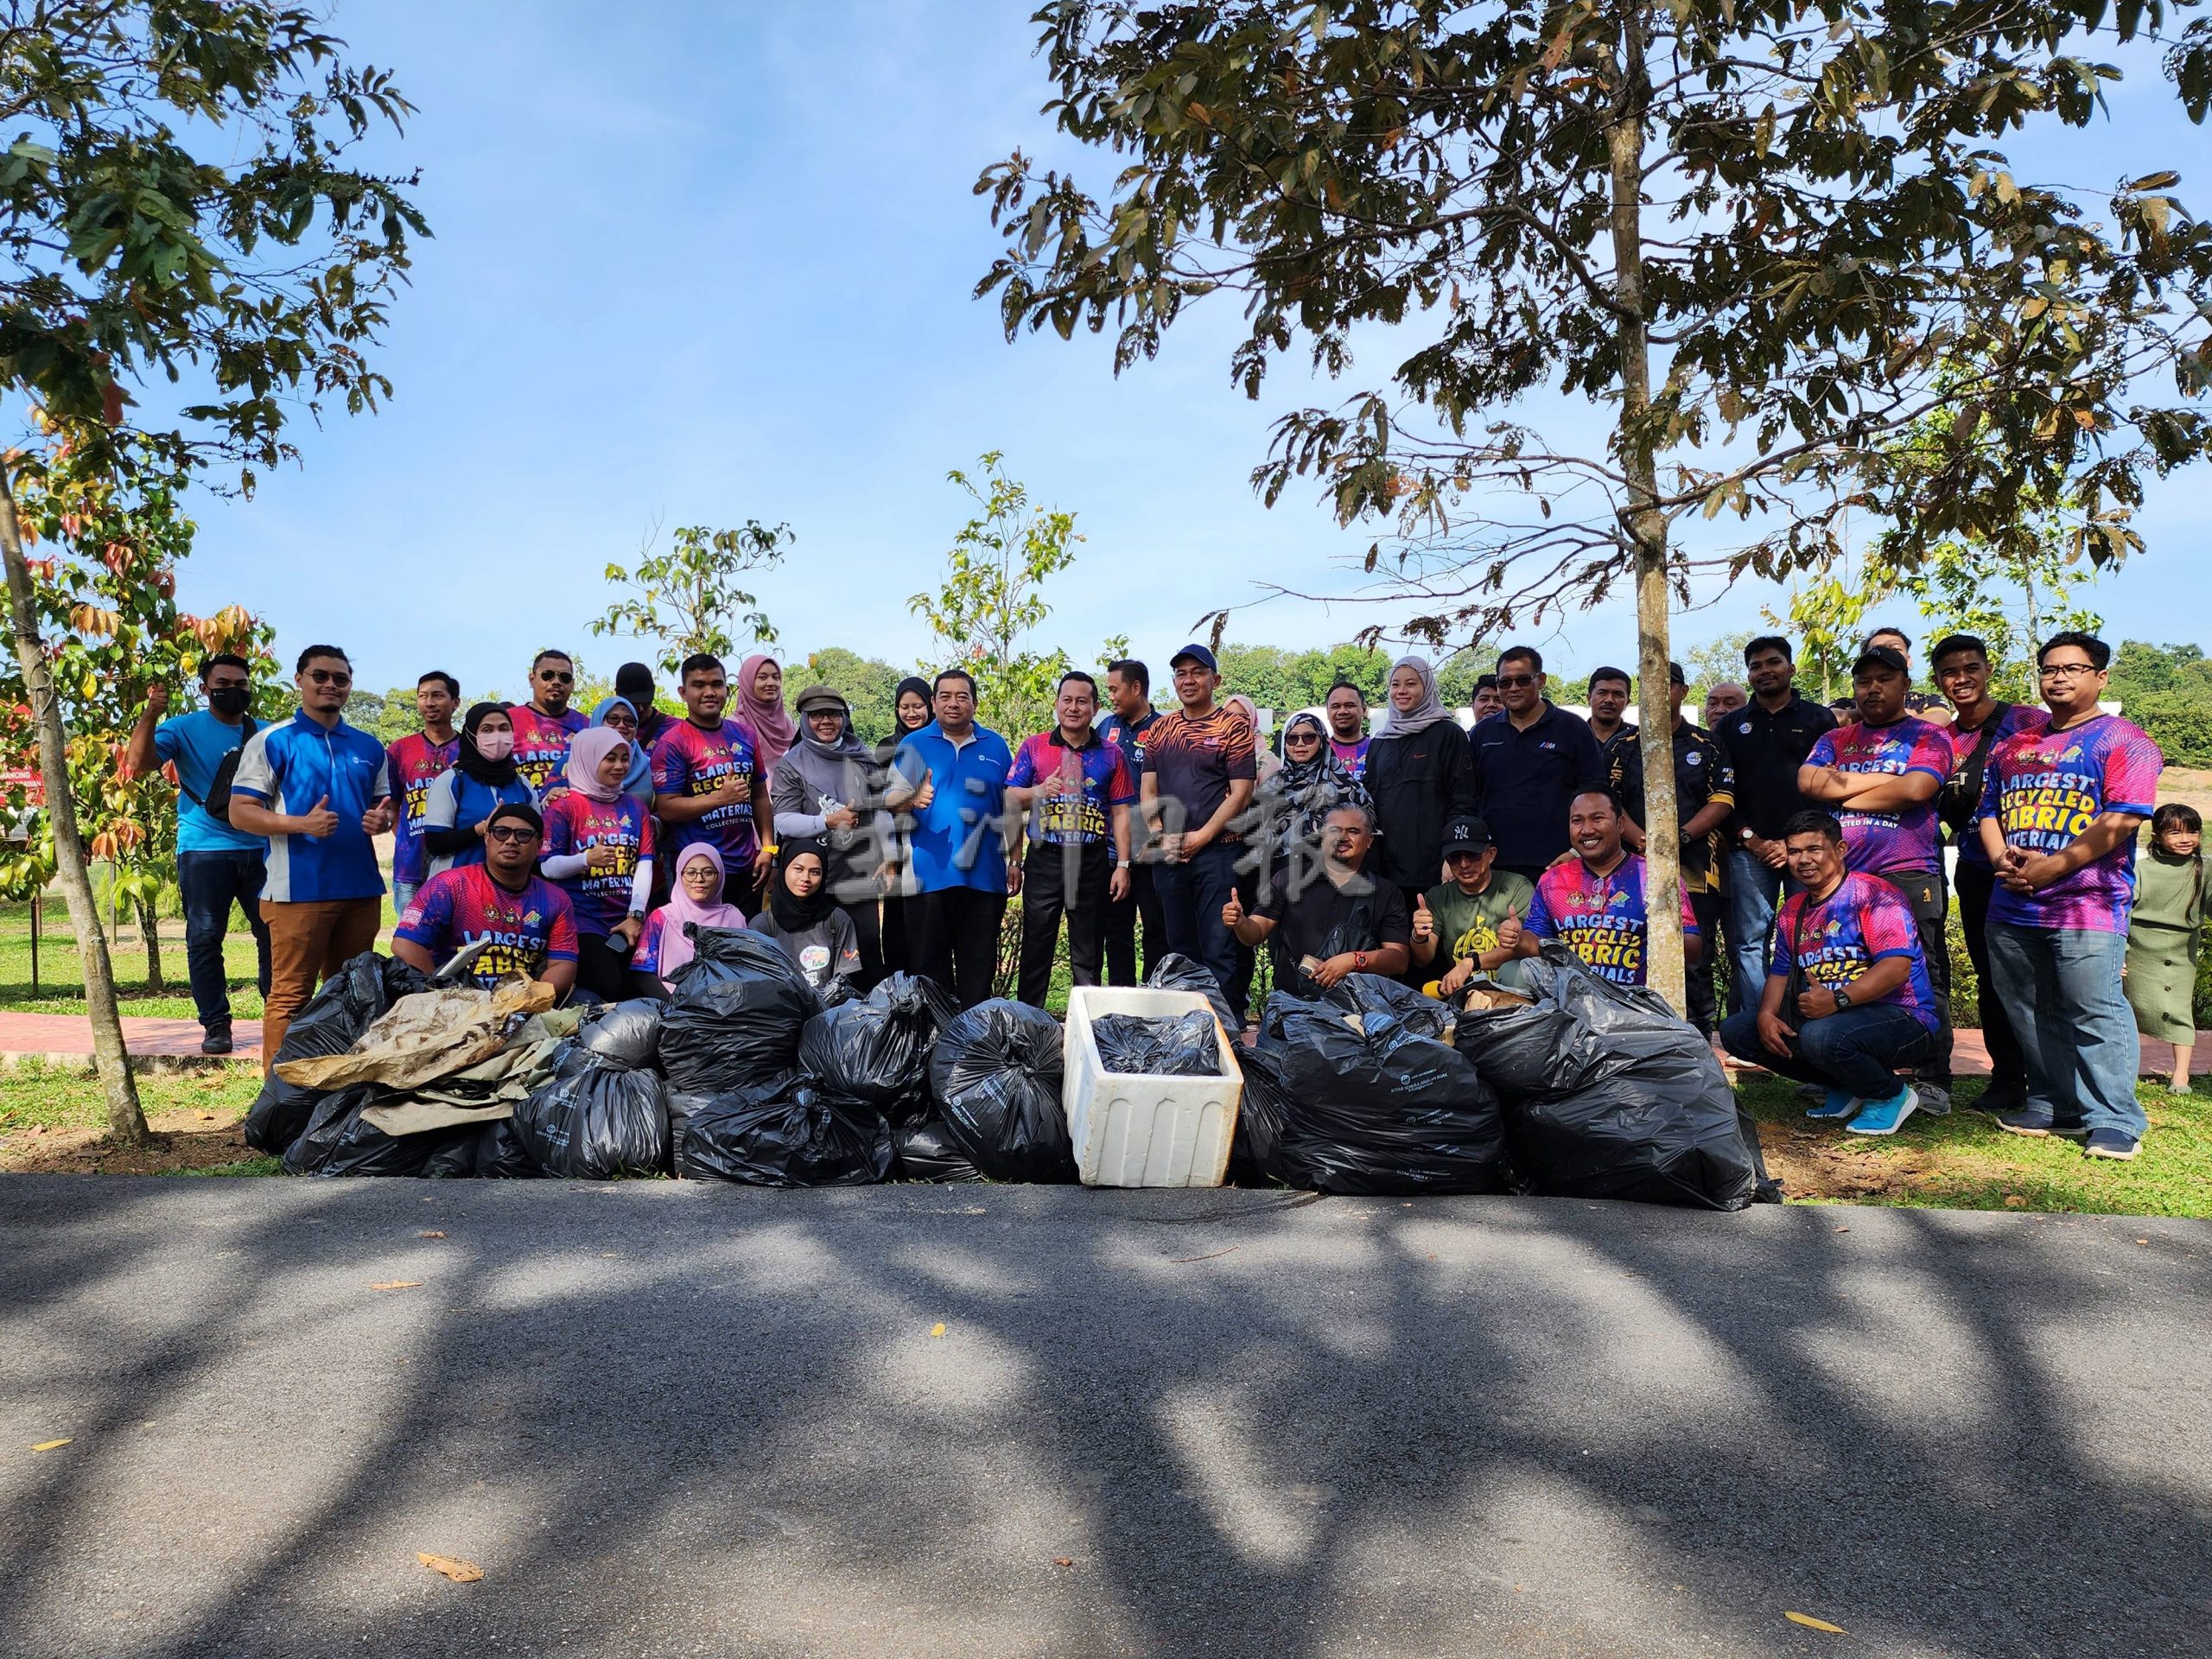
[486,824,539,845]
[304,669,352,687]
[1285,730,1321,743]
[537,670,575,683]
[1497,674,1537,689]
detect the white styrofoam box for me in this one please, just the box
[1064,986,1243,1188]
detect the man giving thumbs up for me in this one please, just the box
[1410,817,1536,998]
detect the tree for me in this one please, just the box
[591,521,791,677]
[803,646,905,744]
[909,452,1083,739]
[0,4,425,1142]
[976,1,2212,1012]
[1682,632,1757,702]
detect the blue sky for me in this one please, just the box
[167,2,2209,699]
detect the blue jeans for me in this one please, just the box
[1720,1001,1935,1101]
[391,880,420,918]
[1723,849,1798,1016]
[1152,839,1250,1021]
[1986,924,2146,1141]
[177,849,271,1029]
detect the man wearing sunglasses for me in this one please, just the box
[508,649,588,795]
[393,802,579,998]
[1979,632,2164,1160]
[1467,645,1607,884]
[228,645,397,1065]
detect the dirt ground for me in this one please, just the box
[0,1108,262,1176]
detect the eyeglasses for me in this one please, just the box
[1497,674,1537,689]
[2039,661,2101,678]
[681,866,721,882]
[304,669,351,687]
[537,670,574,683]
[485,825,539,845]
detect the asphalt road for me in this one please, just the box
[3,1178,2209,1659]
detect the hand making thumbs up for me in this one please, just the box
[1410,892,1435,945]
[298,794,339,838]
[1220,890,1245,930]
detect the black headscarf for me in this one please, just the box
[893,677,934,735]
[455,701,519,788]
[768,837,838,932]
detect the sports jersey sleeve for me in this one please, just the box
[228,727,276,804]
[423,769,461,831]
[1706,737,1736,807]
[2104,724,2164,816]
[887,740,930,796]
[1806,731,1838,772]
[541,794,576,859]
[543,887,580,963]
[637,807,657,859]
[632,908,667,977]
[1768,894,1802,979]
[651,731,688,798]
[1861,880,1919,960]
[1522,872,1559,939]
[153,717,186,766]
[1904,724,1953,780]
[1679,884,1700,936]
[1005,738,1039,790]
[1224,711,1258,782]
[1104,747,1136,807]
[393,872,456,950]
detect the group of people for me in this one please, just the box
[127,621,2182,1163]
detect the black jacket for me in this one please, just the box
[1363,721,1479,890]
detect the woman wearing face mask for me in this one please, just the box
[539,727,657,1001]
[419,703,537,878]
[876,677,935,975]
[772,685,887,985]
[1362,657,1479,904]
[752,838,863,999]
[631,843,747,998]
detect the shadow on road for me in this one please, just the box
[2,1179,2209,1657]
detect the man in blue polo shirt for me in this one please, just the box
[885,668,1015,1008]
[227,645,395,1068]
[124,652,270,1054]
[1468,644,1607,882]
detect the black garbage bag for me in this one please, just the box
[929,999,1074,1184]
[1471,948,1770,1210]
[244,952,432,1154]
[797,972,957,1115]
[511,1046,670,1179]
[893,1117,985,1183]
[1224,1042,1304,1188]
[575,997,664,1071]
[677,1071,894,1185]
[282,1086,474,1178]
[1256,976,1507,1195]
[659,928,821,1092]
[1091,1011,1223,1077]
[422,1116,540,1179]
[1147,952,1239,1030]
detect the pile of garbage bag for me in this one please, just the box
[919,999,1074,1183]
[1453,944,1776,1211]
[1091,1010,1222,1077]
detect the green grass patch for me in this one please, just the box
[165,1154,284,1178]
[0,1059,261,1133]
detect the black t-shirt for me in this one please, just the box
[1254,864,1411,972]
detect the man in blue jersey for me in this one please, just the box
[124,652,270,1054]
[227,645,395,1069]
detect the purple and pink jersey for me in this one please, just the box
[1330,735,1370,781]
[385,731,459,887]
[542,791,656,937]
[1805,715,1952,874]
[1007,730,1135,848]
[1522,853,1699,988]
[1978,714,2163,932]
[394,866,579,988]
[507,703,588,796]
[652,717,762,873]
[1948,703,2049,867]
[1771,872,1940,1032]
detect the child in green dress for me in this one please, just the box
[2126,804,2203,1092]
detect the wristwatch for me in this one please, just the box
[1834,986,1853,1009]
[1354,950,1369,971]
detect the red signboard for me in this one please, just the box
[0,767,44,806]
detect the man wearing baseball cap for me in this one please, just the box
[1138,643,1258,1018]
[1408,815,1536,998]
[1796,642,1956,1110]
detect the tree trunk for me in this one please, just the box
[137,894,163,992]
[0,464,148,1143]
[1606,5,1688,1015]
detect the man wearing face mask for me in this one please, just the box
[124,652,273,1055]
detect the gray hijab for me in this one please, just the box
[1376,656,1455,738]
[783,700,872,804]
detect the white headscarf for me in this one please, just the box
[1376,656,1455,738]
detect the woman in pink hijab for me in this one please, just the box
[631,842,747,995]
[738,654,797,779]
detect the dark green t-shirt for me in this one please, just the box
[1423,869,1536,964]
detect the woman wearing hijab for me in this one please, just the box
[1251,711,1373,869]
[420,703,537,878]
[1362,657,1478,901]
[737,654,797,779]
[773,684,887,985]
[631,842,747,997]
[876,676,936,975]
[1224,693,1280,784]
[752,838,863,1000]
[588,696,655,801]
[539,726,657,1001]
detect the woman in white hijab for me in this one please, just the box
[1360,656,1479,901]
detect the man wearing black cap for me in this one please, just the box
[1409,815,1536,997]
[1609,661,1736,1035]
[1798,643,1956,1110]
[1139,644,1258,1017]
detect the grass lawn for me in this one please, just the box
[0,1060,270,1175]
